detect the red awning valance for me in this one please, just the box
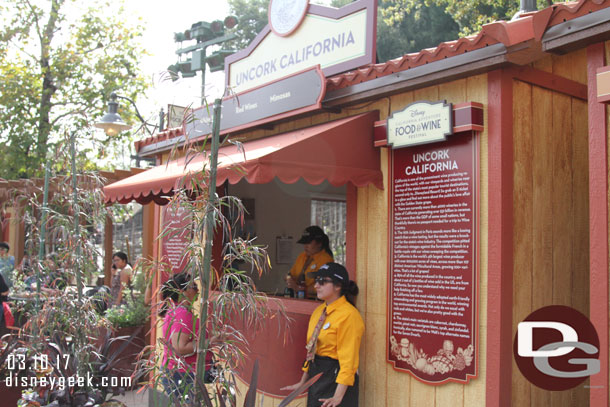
[104,112,382,204]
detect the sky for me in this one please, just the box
[122,0,234,126]
[121,0,330,126]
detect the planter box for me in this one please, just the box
[101,325,147,379]
[0,381,22,405]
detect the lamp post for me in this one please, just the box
[95,92,164,137]
[168,16,238,104]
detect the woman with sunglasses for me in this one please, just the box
[159,273,213,396]
[281,262,364,407]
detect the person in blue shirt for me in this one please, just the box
[0,242,15,289]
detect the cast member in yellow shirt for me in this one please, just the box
[286,226,333,298]
[281,262,364,407]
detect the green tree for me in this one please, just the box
[227,0,459,65]
[226,0,270,50]
[228,0,557,64]
[375,0,459,61]
[0,0,149,179]
[383,0,554,36]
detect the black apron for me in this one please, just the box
[307,355,359,407]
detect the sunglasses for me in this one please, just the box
[315,277,334,285]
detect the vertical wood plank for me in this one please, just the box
[409,377,435,406]
[571,98,590,317]
[386,366,411,407]
[531,87,554,312]
[364,314,388,407]
[357,181,370,407]
[390,91,415,114]
[570,48,588,85]
[529,85,554,407]
[413,86,440,103]
[310,112,330,125]
[357,184,370,317]
[511,80,533,407]
[532,55,553,73]
[551,92,574,309]
[365,169,388,317]
[436,383,464,407]
[292,116,312,130]
[438,78,467,105]
[552,49,587,84]
[550,92,574,407]
[552,54,574,81]
[464,72,488,407]
[570,58,591,407]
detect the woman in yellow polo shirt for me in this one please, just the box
[285,226,333,298]
[281,262,364,407]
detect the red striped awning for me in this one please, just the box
[104,111,382,204]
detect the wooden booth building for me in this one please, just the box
[104,0,610,406]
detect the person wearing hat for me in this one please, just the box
[281,262,364,407]
[286,226,334,298]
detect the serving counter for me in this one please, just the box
[234,295,320,397]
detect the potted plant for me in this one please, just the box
[15,330,143,407]
[103,294,149,376]
[0,334,25,405]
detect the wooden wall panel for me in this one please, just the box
[552,49,588,84]
[531,87,554,315]
[357,76,488,407]
[512,80,534,407]
[464,73,488,407]
[571,97,590,318]
[511,61,590,407]
[551,92,574,310]
[530,85,555,407]
[606,40,610,401]
[532,55,553,73]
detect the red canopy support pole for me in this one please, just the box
[486,68,514,407]
[587,42,609,407]
[104,214,113,287]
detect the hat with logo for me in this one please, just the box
[297,226,326,244]
[309,262,349,285]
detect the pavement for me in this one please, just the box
[111,388,151,407]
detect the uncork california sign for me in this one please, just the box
[225,0,377,94]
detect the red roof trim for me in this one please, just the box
[326,0,610,92]
[134,0,610,153]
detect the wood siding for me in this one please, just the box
[231,76,488,407]
[512,50,590,407]
[356,75,489,407]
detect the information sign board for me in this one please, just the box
[387,101,453,148]
[387,131,479,384]
[160,205,192,279]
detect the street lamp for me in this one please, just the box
[168,16,238,104]
[95,92,164,137]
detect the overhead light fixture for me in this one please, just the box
[94,92,132,137]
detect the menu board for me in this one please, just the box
[161,205,192,278]
[388,131,478,384]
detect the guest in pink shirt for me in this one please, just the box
[159,273,213,396]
